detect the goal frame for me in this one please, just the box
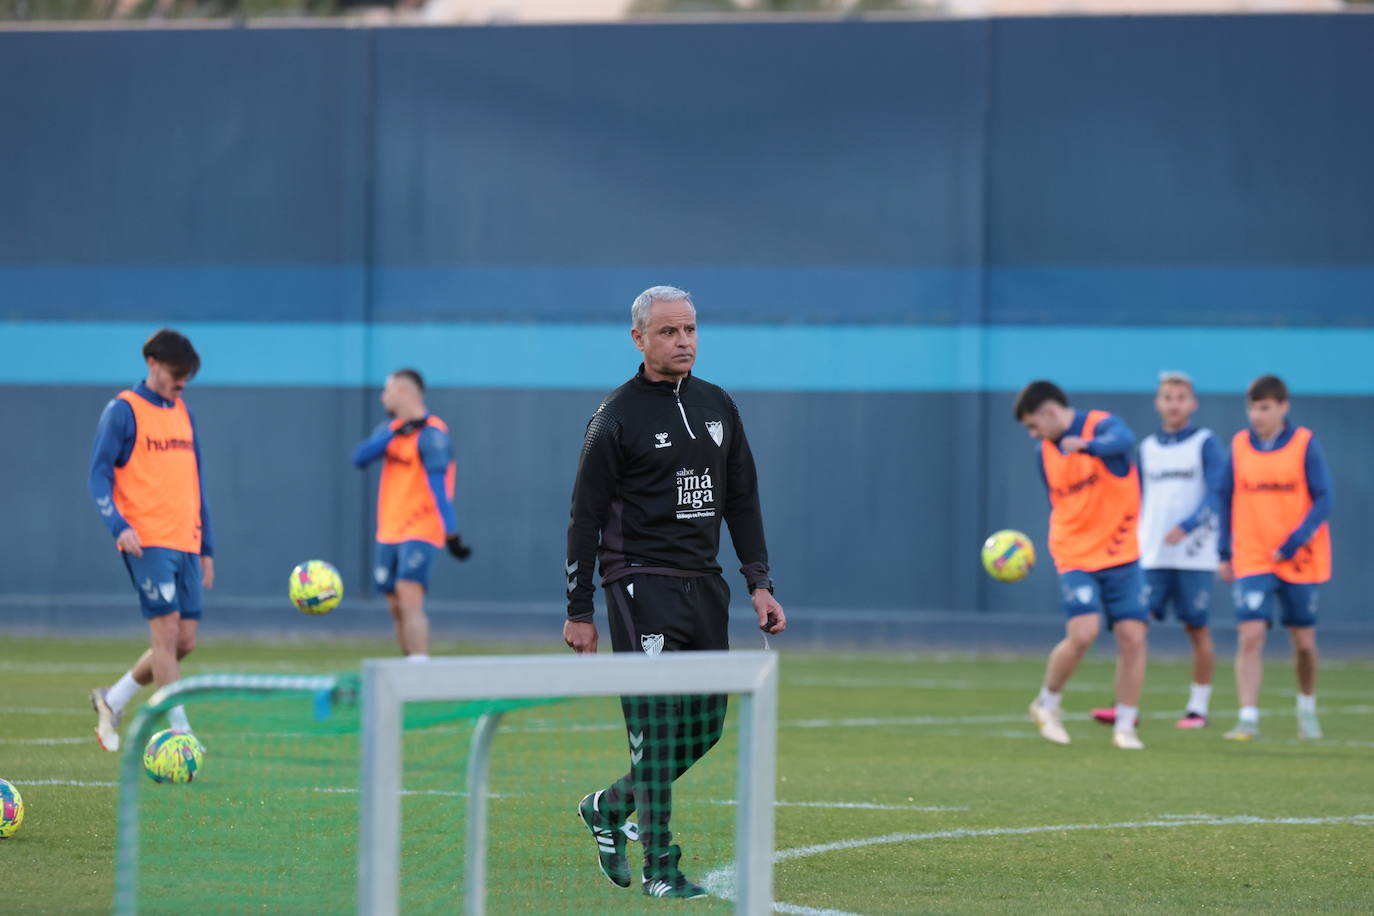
[358,650,778,916]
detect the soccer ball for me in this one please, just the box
[143,729,204,784]
[289,559,344,615]
[981,529,1036,583]
[0,779,23,838]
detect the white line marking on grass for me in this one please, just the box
[710,800,969,813]
[771,904,870,916]
[786,704,1374,730]
[311,786,509,799]
[771,814,1374,863]
[7,778,119,788]
[702,813,1374,915]
[1,707,97,716]
[0,736,90,745]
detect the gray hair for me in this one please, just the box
[631,285,694,332]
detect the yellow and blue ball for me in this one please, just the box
[289,559,344,615]
[143,729,204,784]
[0,778,24,838]
[981,529,1036,583]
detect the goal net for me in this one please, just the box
[113,652,777,915]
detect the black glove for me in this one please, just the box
[446,534,472,561]
[395,419,424,436]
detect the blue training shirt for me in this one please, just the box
[1036,409,1137,502]
[1217,420,1333,561]
[352,416,459,536]
[1146,426,1225,534]
[87,381,215,557]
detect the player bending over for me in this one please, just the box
[1016,380,1149,750]
[1218,374,1332,741]
[353,368,471,660]
[88,329,214,751]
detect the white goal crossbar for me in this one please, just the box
[357,650,778,916]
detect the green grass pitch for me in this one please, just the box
[2,636,1372,914]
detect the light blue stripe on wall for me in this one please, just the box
[2,321,1372,394]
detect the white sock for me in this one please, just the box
[1114,704,1138,734]
[1239,705,1260,724]
[1036,687,1061,710]
[1296,693,1317,714]
[405,654,430,664]
[107,671,141,713]
[168,704,191,732]
[1187,683,1213,716]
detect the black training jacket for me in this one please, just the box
[565,366,771,622]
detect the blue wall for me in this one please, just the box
[2,17,1371,634]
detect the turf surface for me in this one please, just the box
[2,636,1372,914]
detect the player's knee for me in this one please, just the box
[176,635,197,657]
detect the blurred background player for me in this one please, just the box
[564,286,785,899]
[1094,371,1222,729]
[87,329,214,752]
[1016,381,1149,750]
[352,368,472,660]
[1218,374,1332,741]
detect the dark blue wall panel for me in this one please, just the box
[2,17,1372,635]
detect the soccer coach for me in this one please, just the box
[564,285,785,899]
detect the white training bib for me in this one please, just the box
[1139,429,1219,571]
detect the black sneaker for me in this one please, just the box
[578,791,633,888]
[642,845,708,899]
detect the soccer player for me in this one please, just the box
[1016,381,1149,750]
[1095,371,1222,729]
[1218,374,1332,741]
[353,369,471,660]
[565,286,785,899]
[88,329,214,752]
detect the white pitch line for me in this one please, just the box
[772,813,1374,863]
[785,678,1374,701]
[703,813,1374,915]
[786,704,1374,730]
[6,778,119,788]
[710,800,968,813]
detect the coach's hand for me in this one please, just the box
[116,527,144,558]
[564,620,599,654]
[201,556,215,590]
[446,534,473,561]
[1217,561,1234,583]
[1164,526,1186,545]
[753,590,787,635]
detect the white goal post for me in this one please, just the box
[357,650,779,916]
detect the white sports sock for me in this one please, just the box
[107,671,141,713]
[1114,704,1138,734]
[1036,687,1061,710]
[1296,693,1317,714]
[168,704,191,732]
[1187,683,1213,716]
[405,654,430,664]
[1239,705,1260,724]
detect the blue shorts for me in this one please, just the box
[1059,562,1148,628]
[1233,574,1319,628]
[374,540,438,593]
[1143,568,1214,627]
[122,547,204,620]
